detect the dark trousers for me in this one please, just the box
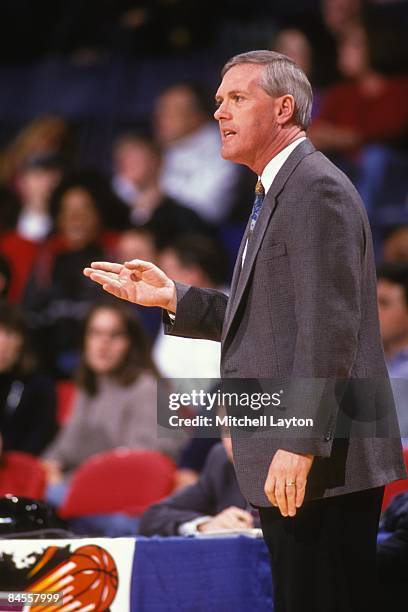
[259,486,384,612]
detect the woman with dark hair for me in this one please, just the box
[24,172,129,377]
[0,302,58,455]
[42,301,180,505]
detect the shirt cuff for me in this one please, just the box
[178,516,212,536]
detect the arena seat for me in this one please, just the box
[0,451,47,499]
[58,449,176,519]
[382,447,408,511]
[56,380,76,424]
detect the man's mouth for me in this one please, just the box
[222,129,236,140]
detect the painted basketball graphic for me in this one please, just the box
[26,544,119,611]
[68,545,118,610]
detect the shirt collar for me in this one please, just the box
[260,136,306,195]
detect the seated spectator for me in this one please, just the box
[154,234,226,491]
[114,227,162,341]
[377,491,408,608]
[0,155,64,303]
[139,438,258,536]
[0,186,41,303]
[115,227,157,265]
[112,132,211,246]
[42,301,181,507]
[154,82,240,224]
[153,234,227,385]
[377,263,408,436]
[0,232,41,305]
[0,302,58,455]
[272,28,323,118]
[273,28,312,78]
[309,24,408,159]
[383,226,408,263]
[14,153,64,243]
[23,173,128,377]
[112,132,165,220]
[0,115,74,188]
[321,0,362,39]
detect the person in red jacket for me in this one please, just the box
[309,24,408,159]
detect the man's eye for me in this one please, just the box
[234,95,243,102]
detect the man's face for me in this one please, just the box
[85,308,130,375]
[383,227,408,262]
[159,249,205,287]
[18,167,61,209]
[214,63,281,173]
[154,86,205,146]
[377,279,408,346]
[0,327,23,373]
[114,142,160,186]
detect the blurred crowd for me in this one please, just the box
[0,0,407,562]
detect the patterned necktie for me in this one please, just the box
[249,179,265,234]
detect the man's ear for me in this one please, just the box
[277,95,295,125]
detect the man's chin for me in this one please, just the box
[220,145,237,162]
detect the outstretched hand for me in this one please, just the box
[83,259,177,312]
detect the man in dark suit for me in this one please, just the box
[138,438,257,537]
[85,51,406,611]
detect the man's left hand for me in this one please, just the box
[264,450,314,517]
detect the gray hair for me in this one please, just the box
[221,50,313,130]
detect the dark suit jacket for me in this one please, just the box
[0,372,58,455]
[138,443,247,536]
[164,139,406,506]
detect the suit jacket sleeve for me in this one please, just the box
[163,282,228,342]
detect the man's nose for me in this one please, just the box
[214,102,230,121]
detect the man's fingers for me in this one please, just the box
[85,271,119,287]
[264,475,277,507]
[274,480,288,517]
[285,481,297,517]
[103,284,125,299]
[124,259,156,271]
[295,479,307,508]
[90,261,124,273]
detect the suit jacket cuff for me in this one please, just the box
[163,282,192,335]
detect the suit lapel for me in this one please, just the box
[222,139,316,345]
